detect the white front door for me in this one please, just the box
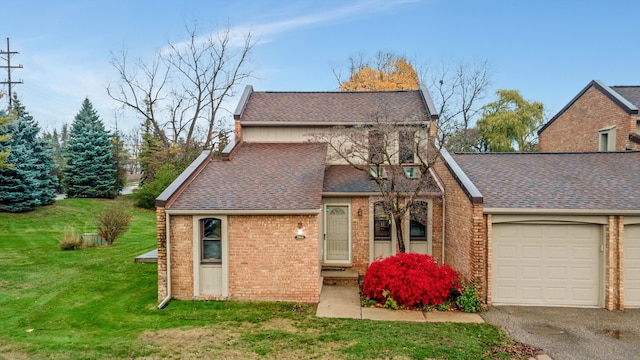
[324,205,350,263]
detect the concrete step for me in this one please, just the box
[322,268,359,285]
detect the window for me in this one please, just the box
[368,131,384,164]
[410,202,428,241]
[399,130,415,163]
[373,202,391,240]
[598,125,616,152]
[201,218,221,263]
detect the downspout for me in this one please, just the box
[429,168,446,264]
[158,213,171,309]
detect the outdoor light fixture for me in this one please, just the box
[357,207,363,217]
[295,222,306,240]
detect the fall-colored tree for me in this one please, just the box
[338,52,419,91]
[476,89,544,152]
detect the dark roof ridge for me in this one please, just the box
[611,85,640,88]
[258,89,416,94]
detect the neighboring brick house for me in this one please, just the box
[435,150,640,310]
[155,86,443,305]
[538,80,640,152]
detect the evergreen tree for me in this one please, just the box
[63,98,117,198]
[111,130,129,193]
[0,97,58,212]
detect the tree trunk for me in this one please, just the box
[395,215,406,253]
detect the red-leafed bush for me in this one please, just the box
[362,253,459,309]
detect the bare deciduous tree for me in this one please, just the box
[108,24,254,152]
[312,106,440,253]
[424,59,492,149]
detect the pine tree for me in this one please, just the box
[63,98,117,198]
[0,97,58,212]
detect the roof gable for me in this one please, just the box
[538,80,639,135]
[452,152,640,211]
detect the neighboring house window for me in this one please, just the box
[373,202,391,240]
[410,201,428,241]
[369,131,384,164]
[399,130,415,163]
[201,218,222,263]
[598,125,616,152]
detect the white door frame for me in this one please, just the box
[323,203,352,264]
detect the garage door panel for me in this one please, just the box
[493,223,601,307]
[625,225,640,307]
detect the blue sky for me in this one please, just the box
[3,0,640,134]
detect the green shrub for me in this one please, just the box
[60,227,82,250]
[455,283,482,313]
[382,289,399,310]
[95,209,131,245]
[133,163,184,209]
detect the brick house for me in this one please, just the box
[155,84,640,310]
[155,86,444,306]
[538,80,640,152]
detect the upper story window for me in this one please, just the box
[201,218,222,263]
[399,130,415,163]
[373,202,391,240]
[368,131,385,164]
[598,125,616,152]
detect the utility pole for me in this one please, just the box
[0,38,23,108]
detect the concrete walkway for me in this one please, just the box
[316,285,483,323]
[316,285,552,360]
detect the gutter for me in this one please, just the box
[484,208,640,216]
[429,167,446,264]
[158,212,171,309]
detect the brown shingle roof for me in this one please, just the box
[452,152,640,210]
[238,90,429,123]
[168,143,327,211]
[323,165,442,194]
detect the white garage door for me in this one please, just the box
[625,225,640,308]
[492,223,601,307]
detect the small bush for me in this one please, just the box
[361,253,459,309]
[455,283,482,313]
[60,227,82,250]
[95,209,131,245]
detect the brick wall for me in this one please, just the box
[431,197,444,264]
[227,214,320,303]
[433,158,486,300]
[157,207,167,302]
[351,197,370,275]
[169,215,194,299]
[539,86,638,152]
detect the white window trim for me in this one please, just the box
[192,215,229,298]
[598,125,616,152]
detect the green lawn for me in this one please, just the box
[0,198,519,359]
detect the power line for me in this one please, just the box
[0,37,23,107]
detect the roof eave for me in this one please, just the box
[484,207,640,216]
[155,151,212,208]
[439,148,483,205]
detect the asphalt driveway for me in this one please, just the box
[482,306,640,360]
